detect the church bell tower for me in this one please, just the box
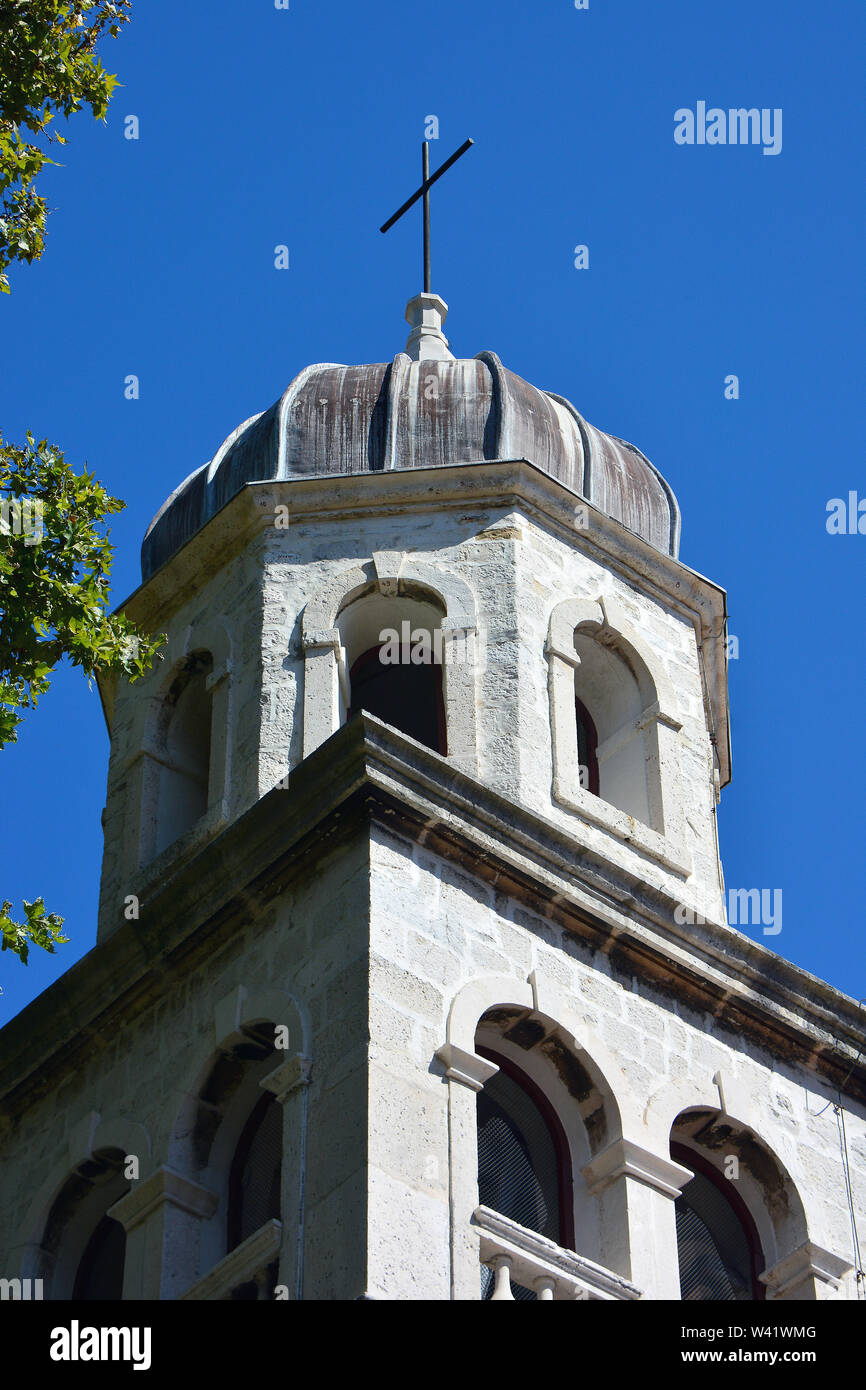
[1,277,863,1303]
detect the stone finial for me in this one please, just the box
[404,292,454,362]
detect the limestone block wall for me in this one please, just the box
[99,488,725,942]
[3,814,861,1301]
[262,500,724,915]
[2,834,374,1302]
[366,825,865,1301]
[97,533,270,940]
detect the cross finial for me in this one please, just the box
[380,138,474,296]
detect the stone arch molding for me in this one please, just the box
[137,984,313,1299]
[645,1079,848,1300]
[435,970,696,1298]
[167,983,311,1171]
[17,1114,152,1283]
[300,553,480,774]
[439,970,629,1141]
[545,593,691,876]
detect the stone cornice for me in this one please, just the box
[100,460,730,785]
[435,1043,500,1092]
[260,1054,312,1103]
[178,1219,282,1301]
[759,1242,854,1298]
[582,1139,694,1200]
[108,1167,218,1231]
[0,718,861,1118]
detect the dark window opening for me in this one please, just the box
[475,1050,573,1302]
[348,642,447,754]
[672,1143,764,1301]
[73,1215,126,1300]
[575,695,600,795]
[228,1091,283,1255]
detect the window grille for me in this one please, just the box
[477,1067,562,1301]
[228,1092,283,1252]
[676,1169,754,1300]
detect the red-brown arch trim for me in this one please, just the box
[671,1140,766,1301]
[476,1044,576,1252]
[575,695,600,796]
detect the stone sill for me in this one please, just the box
[553,779,692,878]
[474,1205,642,1301]
[179,1220,281,1301]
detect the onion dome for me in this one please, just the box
[142,294,680,580]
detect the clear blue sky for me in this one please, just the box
[1,0,863,1018]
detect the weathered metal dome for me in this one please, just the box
[142,297,680,580]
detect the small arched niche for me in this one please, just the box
[546,596,688,871]
[339,592,447,755]
[300,557,480,776]
[152,651,214,859]
[572,631,650,824]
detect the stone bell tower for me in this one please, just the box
[0,293,863,1303]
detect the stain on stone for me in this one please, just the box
[683,1116,791,1221]
[584,1102,609,1154]
[481,1006,525,1031]
[200,1054,246,1106]
[540,1034,594,1102]
[504,1016,547,1050]
[191,1100,222,1170]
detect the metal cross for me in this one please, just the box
[380,138,474,294]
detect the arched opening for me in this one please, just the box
[37,1148,130,1300]
[672,1142,765,1301]
[227,1090,283,1255]
[475,1046,572,1300]
[171,1019,284,1299]
[572,631,652,826]
[72,1213,127,1301]
[153,651,214,858]
[339,593,448,755]
[348,643,446,753]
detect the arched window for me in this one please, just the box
[225,1091,282,1299]
[72,1214,126,1300]
[475,1050,571,1300]
[672,1144,764,1301]
[38,1148,130,1299]
[348,641,446,754]
[546,598,690,866]
[226,1090,282,1298]
[153,652,214,857]
[572,632,650,824]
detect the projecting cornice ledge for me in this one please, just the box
[0,717,861,1114]
[582,1139,694,1200]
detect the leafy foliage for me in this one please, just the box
[1,432,164,971]
[0,0,131,292]
[1,896,67,965]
